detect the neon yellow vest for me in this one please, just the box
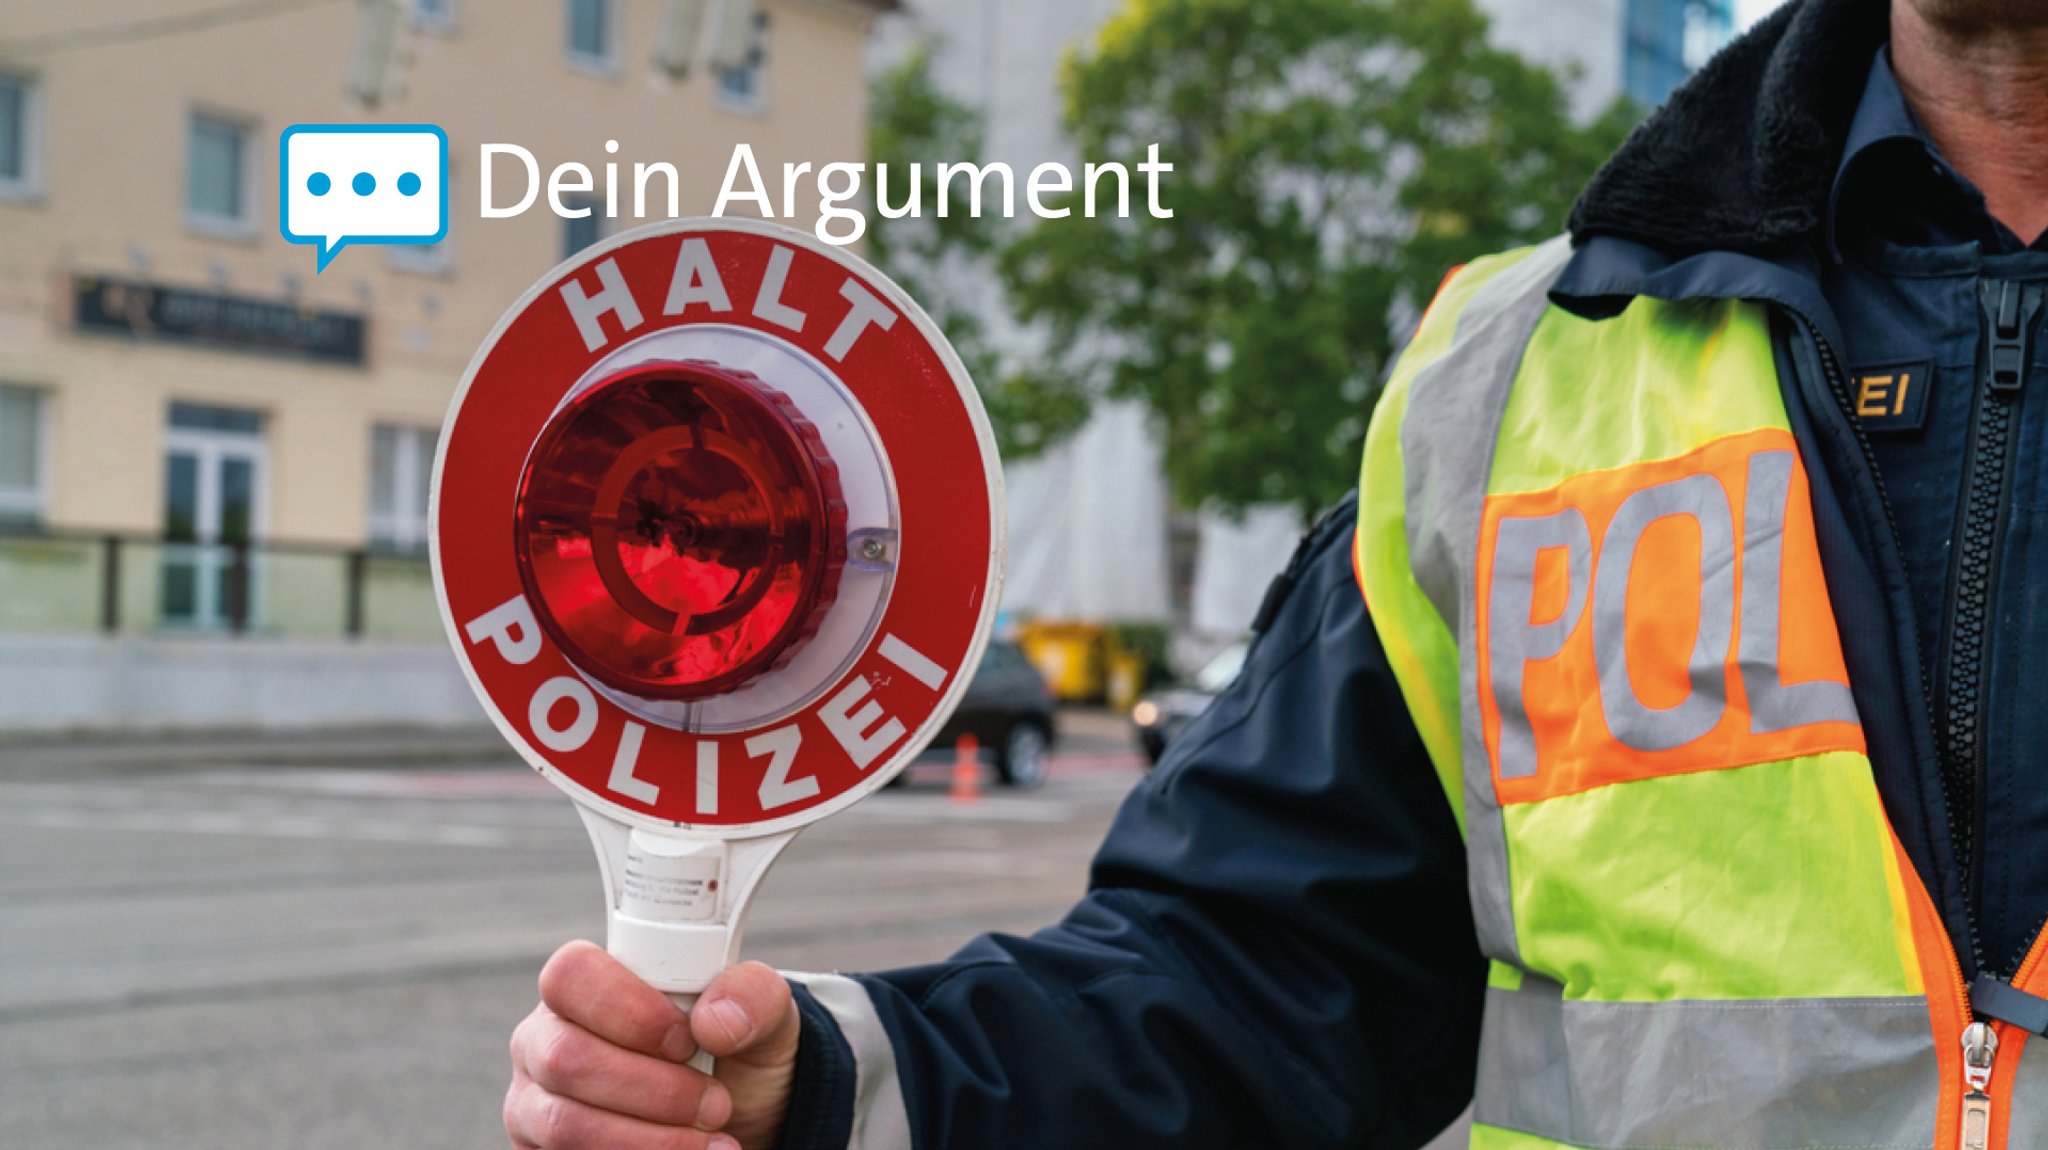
[1356,237,2048,1150]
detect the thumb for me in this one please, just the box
[694,961,800,1066]
[693,963,802,1149]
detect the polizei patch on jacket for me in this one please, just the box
[1849,360,1933,434]
[1474,428,1866,803]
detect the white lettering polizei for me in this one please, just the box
[750,726,817,810]
[529,676,598,753]
[697,742,719,816]
[819,677,905,770]
[607,721,659,804]
[877,633,947,690]
[464,596,544,665]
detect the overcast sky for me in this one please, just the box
[1736,0,1789,30]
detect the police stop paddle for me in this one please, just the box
[432,217,1004,998]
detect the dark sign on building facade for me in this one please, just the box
[72,275,367,365]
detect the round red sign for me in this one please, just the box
[432,218,1003,838]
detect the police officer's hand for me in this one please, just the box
[506,940,801,1150]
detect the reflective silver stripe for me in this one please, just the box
[1401,235,1574,637]
[1739,450,1858,733]
[1474,980,1938,1150]
[1486,508,1592,780]
[1592,473,1736,752]
[2002,1037,2048,1148]
[786,972,911,1150]
[1399,233,1573,964]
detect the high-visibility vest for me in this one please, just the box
[1355,236,2048,1150]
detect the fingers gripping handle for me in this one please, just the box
[576,808,797,1076]
[667,992,717,1075]
[609,830,723,1077]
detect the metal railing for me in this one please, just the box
[0,527,443,640]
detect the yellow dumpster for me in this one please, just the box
[1018,621,1108,702]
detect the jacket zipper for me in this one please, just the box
[1786,312,1998,1148]
[1938,279,2041,976]
[1792,313,1934,753]
[1794,310,1956,916]
[1809,286,2048,1149]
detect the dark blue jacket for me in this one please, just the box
[777,1,2048,1144]
[782,493,1483,1148]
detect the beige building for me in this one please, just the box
[0,0,883,634]
[0,0,888,728]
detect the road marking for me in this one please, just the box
[0,748,1144,846]
[0,806,519,848]
[846,797,1079,823]
[186,768,560,797]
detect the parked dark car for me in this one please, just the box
[929,639,1057,788]
[1131,641,1247,764]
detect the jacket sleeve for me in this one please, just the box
[776,494,1485,1150]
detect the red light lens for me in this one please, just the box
[514,361,847,700]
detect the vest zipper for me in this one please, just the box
[1962,1020,1998,1150]
[1789,305,2048,1148]
[1978,930,2048,1150]
[1939,279,2040,975]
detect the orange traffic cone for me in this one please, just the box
[949,733,982,805]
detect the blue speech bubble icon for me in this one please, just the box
[280,124,448,272]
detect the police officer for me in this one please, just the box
[504,0,2048,1146]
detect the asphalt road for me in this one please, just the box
[0,713,1147,1149]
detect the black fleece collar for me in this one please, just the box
[1567,0,1892,256]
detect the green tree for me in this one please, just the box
[866,45,1091,459]
[998,0,1636,515]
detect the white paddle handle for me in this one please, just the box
[575,809,800,1082]
[667,991,717,1075]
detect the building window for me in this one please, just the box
[561,196,604,260]
[0,384,46,526]
[715,10,771,112]
[368,424,436,554]
[186,113,254,235]
[168,402,264,436]
[566,0,618,72]
[412,0,456,32]
[0,72,43,201]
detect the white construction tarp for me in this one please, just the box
[999,400,1171,622]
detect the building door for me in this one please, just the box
[162,404,266,629]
